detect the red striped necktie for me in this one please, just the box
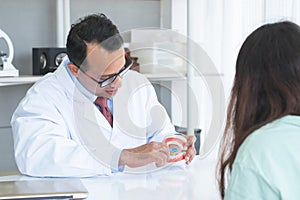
[94,97,113,127]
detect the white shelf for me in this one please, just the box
[0,73,186,87]
[0,72,223,87]
[0,76,42,87]
[144,72,186,81]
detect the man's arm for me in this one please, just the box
[118,141,169,168]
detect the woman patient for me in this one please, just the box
[219,21,300,199]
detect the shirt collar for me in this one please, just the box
[64,57,98,102]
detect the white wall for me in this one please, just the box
[162,0,300,156]
[0,0,161,75]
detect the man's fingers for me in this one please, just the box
[149,142,169,157]
[137,142,170,167]
[186,135,196,147]
[154,151,169,167]
[185,146,196,164]
[124,142,171,168]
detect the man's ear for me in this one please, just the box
[67,63,79,77]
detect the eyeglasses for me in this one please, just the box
[79,56,133,88]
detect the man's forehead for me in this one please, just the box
[86,43,123,57]
[85,44,124,69]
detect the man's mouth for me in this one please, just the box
[105,89,118,95]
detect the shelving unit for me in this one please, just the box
[0,76,42,87]
[0,73,186,86]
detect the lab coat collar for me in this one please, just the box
[74,88,113,132]
[54,57,77,101]
[55,57,112,132]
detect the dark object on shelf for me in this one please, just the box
[175,125,201,155]
[32,47,67,75]
[125,48,140,72]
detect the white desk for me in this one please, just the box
[0,155,220,200]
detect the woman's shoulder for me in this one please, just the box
[235,115,300,163]
[248,115,300,143]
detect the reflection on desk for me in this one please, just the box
[0,156,220,200]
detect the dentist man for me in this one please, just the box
[11,13,196,177]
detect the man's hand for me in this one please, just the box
[119,142,170,168]
[183,135,197,165]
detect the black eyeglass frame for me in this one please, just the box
[77,56,133,88]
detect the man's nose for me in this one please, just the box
[109,76,121,87]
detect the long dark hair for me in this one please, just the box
[218,21,300,198]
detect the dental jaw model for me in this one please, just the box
[0,29,19,77]
[164,134,187,162]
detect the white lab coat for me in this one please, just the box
[11,58,175,177]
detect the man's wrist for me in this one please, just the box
[119,149,129,166]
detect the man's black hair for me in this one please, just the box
[66,13,123,67]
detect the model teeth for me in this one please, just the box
[163,134,187,162]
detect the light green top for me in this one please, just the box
[225,115,300,200]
